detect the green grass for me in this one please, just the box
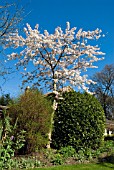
[27,163,114,170]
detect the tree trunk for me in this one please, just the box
[47,80,57,149]
[47,100,56,149]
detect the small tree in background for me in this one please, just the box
[52,91,105,150]
[8,89,52,153]
[5,22,105,148]
[89,64,114,119]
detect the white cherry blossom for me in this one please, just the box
[5,22,105,93]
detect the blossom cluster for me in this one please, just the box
[5,22,105,92]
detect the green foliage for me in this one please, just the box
[44,140,114,166]
[51,153,64,165]
[46,146,76,165]
[12,157,41,169]
[99,140,114,154]
[0,94,13,106]
[58,146,76,159]
[0,110,26,170]
[8,89,52,153]
[45,149,64,165]
[0,139,113,169]
[52,91,105,150]
[76,149,86,162]
[75,147,97,162]
[0,157,41,170]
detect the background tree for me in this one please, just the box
[5,22,105,148]
[89,64,114,119]
[0,0,24,90]
[0,0,24,46]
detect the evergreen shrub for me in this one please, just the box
[52,91,105,151]
[0,94,12,106]
[8,89,52,153]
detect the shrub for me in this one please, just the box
[0,94,13,106]
[52,91,105,151]
[8,89,52,153]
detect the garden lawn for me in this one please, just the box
[27,163,114,170]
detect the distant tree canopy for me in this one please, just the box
[89,64,114,120]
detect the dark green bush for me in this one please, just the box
[0,94,13,106]
[8,89,52,153]
[52,91,105,151]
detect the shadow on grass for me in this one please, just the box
[98,154,114,169]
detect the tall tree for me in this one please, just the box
[89,64,114,119]
[5,22,105,147]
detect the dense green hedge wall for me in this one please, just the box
[9,89,52,154]
[52,91,105,151]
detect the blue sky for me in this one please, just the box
[1,0,114,96]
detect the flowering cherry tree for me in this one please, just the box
[5,22,105,148]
